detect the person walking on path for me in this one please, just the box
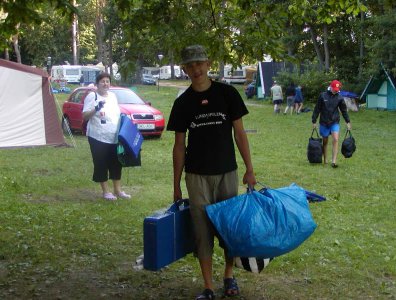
[312,80,352,168]
[270,81,283,114]
[284,82,296,115]
[167,45,256,300]
[83,72,131,200]
[294,85,304,114]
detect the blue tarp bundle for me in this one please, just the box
[206,183,317,258]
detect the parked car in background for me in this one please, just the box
[142,74,156,85]
[62,86,165,137]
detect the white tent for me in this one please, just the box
[0,59,66,148]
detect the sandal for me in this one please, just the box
[103,192,117,201]
[224,277,239,297]
[116,191,131,199]
[196,289,215,300]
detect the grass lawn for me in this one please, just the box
[0,82,395,299]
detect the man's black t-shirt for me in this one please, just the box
[167,81,249,175]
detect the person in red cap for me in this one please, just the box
[312,80,352,168]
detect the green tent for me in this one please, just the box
[360,64,396,111]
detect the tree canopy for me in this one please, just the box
[1,0,395,93]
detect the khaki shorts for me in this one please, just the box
[185,170,238,259]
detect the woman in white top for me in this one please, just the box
[83,73,130,201]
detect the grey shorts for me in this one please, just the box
[185,170,238,259]
[286,96,295,106]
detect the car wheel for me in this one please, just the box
[62,116,71,134]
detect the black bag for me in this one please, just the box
[341,129,356,158]
[307,128,323,163]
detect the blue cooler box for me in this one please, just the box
[143,199,195,271]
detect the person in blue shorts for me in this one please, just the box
[294,85,304,114]
[312,80,352,168]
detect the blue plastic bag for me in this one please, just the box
[205,183,317,258]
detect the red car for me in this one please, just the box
[62,86,165,137]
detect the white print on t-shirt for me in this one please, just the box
[190,111,226,129]
[195,112,226,120]
[190,120,223,128]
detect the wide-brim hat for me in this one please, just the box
[180,45,208,65]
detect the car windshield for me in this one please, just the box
[111,89,145,105]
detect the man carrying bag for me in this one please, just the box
[312,80,352,168]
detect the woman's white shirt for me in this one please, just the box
[83,91,120,144]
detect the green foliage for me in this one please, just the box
[364,8,396,74]
[19,12,73,66]
[1,0,395,97]
[0,0,76,48]
[0,84,395,299]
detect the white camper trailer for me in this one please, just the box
[51,65,82,83]
[51,65,103,84]
[222,65,254,84]
[159,65,182,79]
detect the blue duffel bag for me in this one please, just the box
[205,183,317,258]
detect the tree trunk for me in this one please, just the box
[72,0,78,65]
[218,0,226,80]
[168,49,175,79]
[358,11,364,80]
[12,34,21,63]
[286,20,295,73]
[95,0,106,66]
[10,23,21,63]
[323,24,330,72]
[4,48,9,60]
[308,24,324,71]
[108,34,113,75]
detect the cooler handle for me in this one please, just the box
[167,199,189,213]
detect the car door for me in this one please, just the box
[67,89,89,130]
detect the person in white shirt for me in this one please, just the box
[270,81,283,114]
[83,72,131,201]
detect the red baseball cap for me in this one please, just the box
[330,80,342,92]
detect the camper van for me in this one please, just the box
[159,65,183,79]
[222,65,256,84]
[51,65,104,84]
[222,65,246,84]
[51,65,82,83]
